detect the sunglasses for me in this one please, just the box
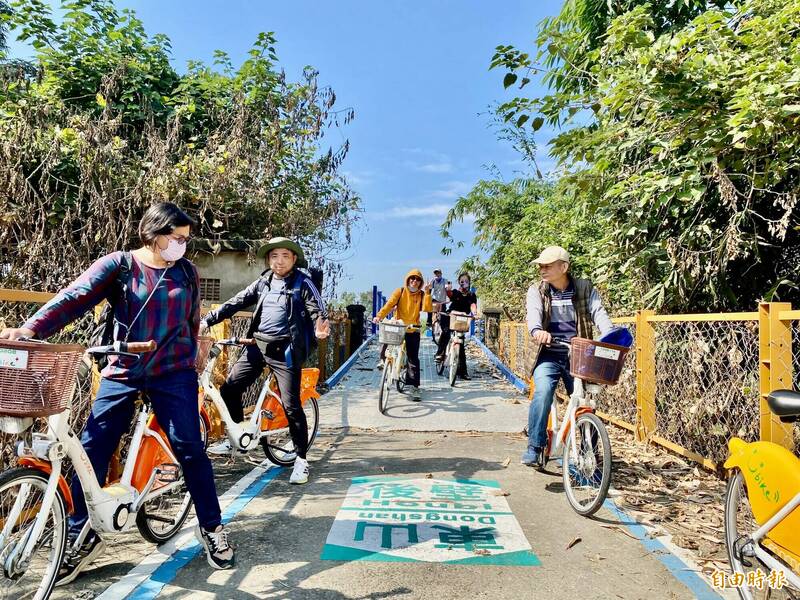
[409,276,422,282]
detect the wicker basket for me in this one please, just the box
[450,315,471,333]
[195,336,215,374]
[378,322,406,346]
[569,337,630,386]
[0,340,84,417]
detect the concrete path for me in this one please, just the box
[52,337,722,600]
[319,337,529,432]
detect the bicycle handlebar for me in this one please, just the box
[215,337,257,346]
[86,340,157,359]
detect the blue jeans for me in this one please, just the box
[69,369,222,535]
[527,351,574,450]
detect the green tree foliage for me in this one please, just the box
[0,0,360,293]
[488,0,800,312]
[441,179,625,318]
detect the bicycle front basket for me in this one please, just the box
[0,340,84,417]
[378,322,406,346]
[450,315,471,333]
[569,337,630,386]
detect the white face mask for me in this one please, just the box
[408,285,419,293]
[160,238,186,262]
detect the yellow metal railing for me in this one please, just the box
[496,303,800,470]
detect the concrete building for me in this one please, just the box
[188,239,263,307]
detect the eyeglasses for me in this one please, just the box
[166,234,192,245]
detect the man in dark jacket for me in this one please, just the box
[522,246,613,468]
[201,238,329,484]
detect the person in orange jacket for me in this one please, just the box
[373,269,433,400]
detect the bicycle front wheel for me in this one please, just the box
[0,467,68,600]
[448,344,458,387]
[261,396,320,466]
[562,412,612,517]
[378,358,391,414]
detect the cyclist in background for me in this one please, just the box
[435,272,478,380]
[373,269,433,400]
[522,246,613,468]
[427,268,447,329]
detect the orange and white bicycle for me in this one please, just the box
[199,337,320,466]
[0,338,211,600]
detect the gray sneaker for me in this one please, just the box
[409,386,421,402]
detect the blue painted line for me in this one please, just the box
[470,337,530,394]
[602,499,723,600]
[127,466,284,600]
[325,333,376,388]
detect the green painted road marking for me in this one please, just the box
[321,476,540,566]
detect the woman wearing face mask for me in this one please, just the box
[0,202,235,582]
[435,272,478,380]
[373,269,433,400]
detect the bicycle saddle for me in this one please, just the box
[766,389,800,421]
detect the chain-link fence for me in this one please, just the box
[596,322,638,427]
[651,319,760,464]
[788,321,800,455]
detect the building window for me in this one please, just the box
[199,278,221,302]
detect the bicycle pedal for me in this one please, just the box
[155,463,181,483]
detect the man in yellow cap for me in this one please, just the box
[521,246,613,468]
[201,237,329,485]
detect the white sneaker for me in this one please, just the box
[376,359,385,370]
[290,458,309,485]
[207,439,232,455]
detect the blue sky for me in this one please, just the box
[9,0,564,298]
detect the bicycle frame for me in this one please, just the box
[386,342,406,385]
[745,491,800,591]
[545,377,600,460]
[7,399,184,569]
[199,342,320,453]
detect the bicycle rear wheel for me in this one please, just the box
[136,417,208,544]
[0,467,67,600]
[378,358,391,414]
[562,412,612,516]
[395,351,406,394]
[261,397,320,466]
[435,355,445,376]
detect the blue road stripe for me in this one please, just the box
[470,337,530,393]
[127,466,284,600]
[603,499,723,600]
[325,333,376,388]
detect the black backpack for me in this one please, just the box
[89,252,196,369]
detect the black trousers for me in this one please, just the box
[219,343,308,459]
[380,331,421,387]
[436,317,468,377]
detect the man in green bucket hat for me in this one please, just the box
[201,237,329,484]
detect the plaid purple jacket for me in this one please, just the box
[24,251,200,380]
